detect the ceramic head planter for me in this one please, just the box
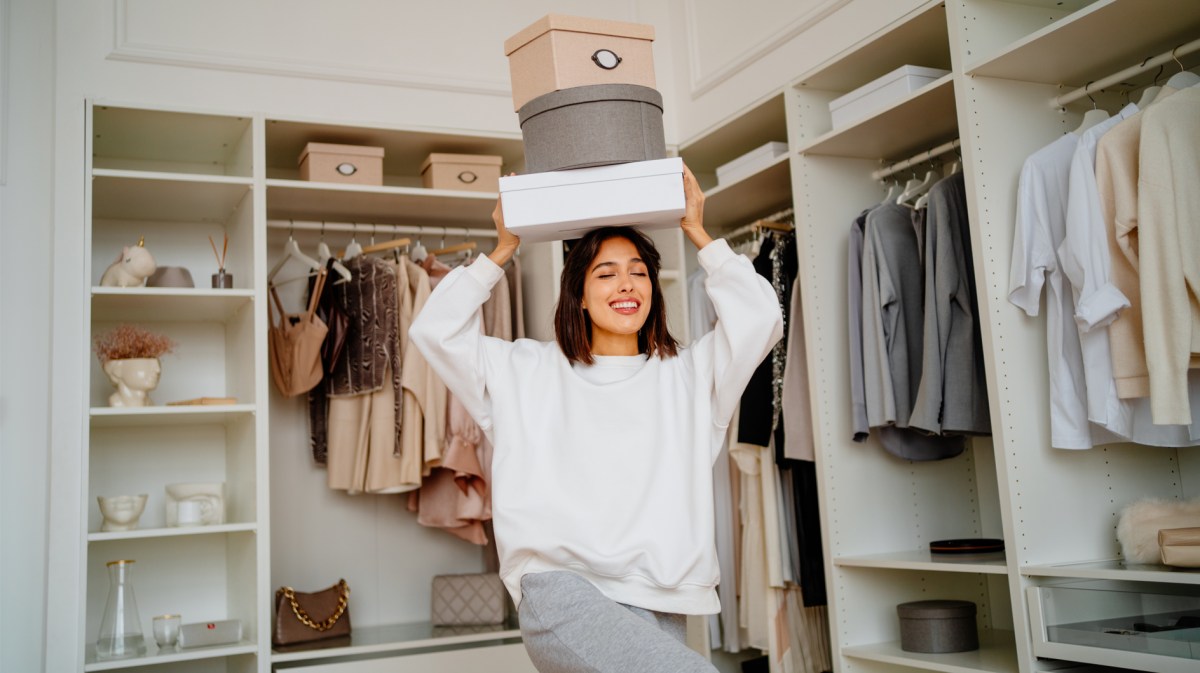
[103,358,162,407]
[97,494,149,532]
[100,238,157,287]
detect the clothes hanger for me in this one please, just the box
[316,222,353,284]
[1137,60,1164,108]
[896,154,939,206]
[410,231,428,263]
[1165,45,1200,90]
[882,176,898,203]
[1073,82,1110,134]
[267,221,322,283]
[431,226,479,260]
[340,223,363,260]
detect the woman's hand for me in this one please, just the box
[488,174,521,267]
[680,163,713,250]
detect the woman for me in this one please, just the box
[410,165,782,672]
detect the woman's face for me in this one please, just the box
[581,236,653,346]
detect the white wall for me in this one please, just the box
[0,0,54,671]
[667,0,925,144]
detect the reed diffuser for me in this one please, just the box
[209,233,232,289]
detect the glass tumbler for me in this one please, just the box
[96,559,147,659]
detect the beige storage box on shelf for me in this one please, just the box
[504,13,656,112]
[828,65,949,129]
[499,157,684,243]
[298,142,384,186]
[420,153,503,192]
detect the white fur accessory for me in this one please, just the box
[1116,497,1200,563]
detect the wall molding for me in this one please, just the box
[683,0,852,98]
[108,0,512,98]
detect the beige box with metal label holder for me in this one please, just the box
[298,142,384,186]
[421,153,503,192]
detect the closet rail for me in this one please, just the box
[266,219,499,239]
[871,139,961,181]
[1053,37,1200,107]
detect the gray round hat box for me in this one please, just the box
[896,600,979,653]
[517,83,666,173]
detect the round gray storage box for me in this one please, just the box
[897,600,979,653]
[517,83,666,173]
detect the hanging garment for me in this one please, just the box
[767,586,831,673]
[327,256,401,398]
[689,267,718,344]
[325,260,413,494]
[732,440,769,652]
[1059,100,1200,444]
[1138,86,1200,425]
[710,422,740,653]
[398,257,444,488]
[307,259,351,465]
[910,173,991,436]
[268,269,328,398]
[505,255,526,340]
[781,278,814,461]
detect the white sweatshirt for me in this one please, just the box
[409,239,783,615]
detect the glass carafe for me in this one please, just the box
[96,559,147,659]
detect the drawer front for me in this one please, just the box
[278,642,537,673]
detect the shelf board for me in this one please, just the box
[678,93,787,176]
[93,106,251,176]
[271,620,522,663]
[835,550,1009,575]
[267,179,497,226]
[843,629,1017,673]
[966,0,1200,86]
[88,522,256,543]
[91,287,254,322]
[797,74,957,160]
[84,640,257,671]
[703,153,792,231]
[92,172,251,224]
[1021,559,1200,585]
[89,404,255,428]
[793,2,950,91]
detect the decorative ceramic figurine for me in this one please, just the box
[165,482,225,527]
[100,238,157,288]
[103,358,162,407]
[97,494,149,532]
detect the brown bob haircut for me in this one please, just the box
[554,226,679,366]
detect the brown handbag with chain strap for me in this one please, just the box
[272,579,351,647]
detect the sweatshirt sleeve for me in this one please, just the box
[409,254,508,433]
[692,239,784,431]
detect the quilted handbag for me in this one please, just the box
[272,579,351,647]
[430,573,507,626]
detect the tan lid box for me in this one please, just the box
[504,14,656,112]
[298,142,384,186]
[420,153,503,193]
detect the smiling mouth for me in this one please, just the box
[609,300,641,314]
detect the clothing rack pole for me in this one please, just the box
[871,139,961,181]
[1053,37,1200,108]
[724,213,796,242]
[266,218,500,239]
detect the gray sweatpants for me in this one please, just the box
[518,571,719,673]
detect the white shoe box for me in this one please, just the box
[829,65,949,129]
[715,141,788,186]
[499,157,685,243]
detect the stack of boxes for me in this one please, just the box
[499,14,685,243]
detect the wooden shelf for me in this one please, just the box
[92,171,251,224]
[93,105,252,176]
[267,179,497,226]
[84,640,256,671]
[792,2,949,91]
[966,0,1200,86]
[91,287,254,322]
[797,74,957,159]
[678,93,787,177]
[843,630,1018,673]
[1021,559,1200,585]
[89,404,255,428]
[835,550,1009,575]
[88,522,256,543]
[271,621,522,663]
[702,153,792,231]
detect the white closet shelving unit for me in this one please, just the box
[82,102,265,673]
[681,1,1200,672]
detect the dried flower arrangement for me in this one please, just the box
[93,324,176,364]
